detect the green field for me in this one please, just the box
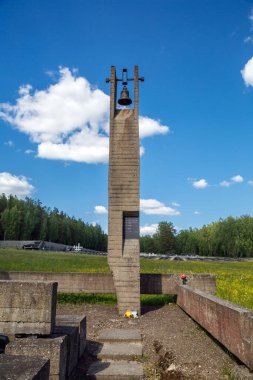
[0,248,253,309]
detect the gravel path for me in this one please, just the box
[57,303,252,379]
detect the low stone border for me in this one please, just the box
[177,285,253,370]
[0,272,216,295]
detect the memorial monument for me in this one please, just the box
[107,66,144,315]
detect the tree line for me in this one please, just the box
[0,194,107,251]
[140,216,253,258]
[1,193,253,257]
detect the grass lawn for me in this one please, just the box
[0,248,253,309]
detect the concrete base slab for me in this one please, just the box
[96,342,142,361]
[0,280,57,335]
[99,329,141,343]
[0,354,50,380]
[86,361,143,379]
[56,314,86,357]
[6,335,68,380]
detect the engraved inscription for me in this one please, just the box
[123,212,139,239]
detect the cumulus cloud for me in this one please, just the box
[241,57,253,87]
[38,131,109,163]
[25,149,35,154]
[140,198,180,216]
[94,205,108,214]
[0,67,170,164]
[139,146,145,156]
[194,211,201,215]
[250,9,253,25]
[0,172,34,197]
[220,180,231,187]
[171,201,180,207]
[140,223,158,236]
[192,179,208,189]
[231,175,243,183]
[139,116,169,138]
[244,36,253,44]
[220,175,244,187]
[248,180,253,186]
[4,140,14,147]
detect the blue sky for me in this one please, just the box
[1,0,253,235]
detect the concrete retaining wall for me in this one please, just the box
[0,272,216,295]
[177,285,253,370]
[140,273,216,295]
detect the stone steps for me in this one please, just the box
[99,328,142,343]
[86,361,143,380]
[86,328,144,379]
[96,342,142,361]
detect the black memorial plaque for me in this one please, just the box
[123,212,139,239]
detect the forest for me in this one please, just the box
[140,217,253,257]
[1,194,253,257]
[0,194,107,251]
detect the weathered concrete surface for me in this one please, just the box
[0,280,57,334]
[0,354,50,380]
[96,342,143,361]
[0,271,216,295]
[108,66,141,315]
[141,273,216,295]
[86,361,143,379]
[6,335,68,379]
[99,328,142,343]
[54,325,79,376]
[177,285,253,370]
[56,314,86,357]
[0,272,115,293]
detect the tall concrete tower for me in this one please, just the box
[107,66,144,316]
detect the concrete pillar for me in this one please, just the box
[108,66,141,315]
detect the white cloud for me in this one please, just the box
[140,146,145,156]
[250,10,253,25]
[25,149,35,154]
[241,57,253,87]
[192,179,208,189]
[248,180,253,186]
[220,175,244,187]
[38,131,109,163]
[4,140,14,147]
[244,36,253,44]
[140,223,158,236]
[0,172,34,197]
[231,175,243,183]
[194,211,201,215]
[220,180,231,187]
[171,201,180,207]
[18,84,32,96]
[0,67,170,164]
[139,116,169,138]
[140,198,180,216]
[94,205,108,214]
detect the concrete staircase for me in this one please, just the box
[86,328,144,379]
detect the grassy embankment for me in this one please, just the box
[0,248,252,309]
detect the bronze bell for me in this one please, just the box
[118,85,132,106]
